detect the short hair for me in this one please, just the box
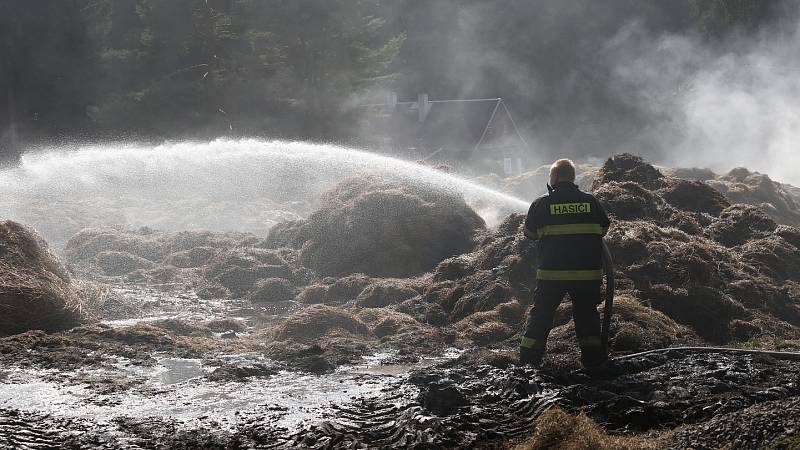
[550,159,576,182]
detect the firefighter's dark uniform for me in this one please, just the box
[520,181,611,368]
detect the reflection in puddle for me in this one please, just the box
[352,348,464,375]
[154,358,205,385]
[0,282,462,439]
[100,285,298,329]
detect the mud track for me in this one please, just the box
[4,350,791,449]
[262,351,800,449]
[269,367,559,448]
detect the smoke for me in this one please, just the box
[605,16,800,185]
[364,1,800,185]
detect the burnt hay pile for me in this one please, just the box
[59,157,800,371]
[265,175,486,277]
[0,221,86,335]
[596,154,800,344]
[666,165,800,227]
[273,155,800,367]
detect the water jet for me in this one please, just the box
[0,139,528,246]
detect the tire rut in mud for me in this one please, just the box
[263,366,561,448]
[0,409,102,450]
[257,351,800,449]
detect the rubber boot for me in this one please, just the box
[519,346,544,367]
[581,352,620,378]
[519,336,546,366]
[578,335,613,377]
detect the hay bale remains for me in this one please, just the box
[708,204,777,247]
[296,274,376,305]
[162,246,217,268]
[354,280,420,308]
[288,176,485,277]
[590,153,665,191]
[662,166,717,181]
[325,274,374,303]
[433,256,473,282]
[94,251,155,276]
[515,407,662,450]
[739,235,800,282]
[659,178,730,216]
[248,278,295,303]
[604,294,699,352]
[295,284,329,304]
[64,226,257,272]
[647,284,748,342]
[205,248,293,297]
[262,220,306,249]
[658,166,800,227]
[355,308,444,351]
[594,181,665,221]
[712,167,800,226]
[453,301,525,345]
[272,305,369,342]
[0,221,84,335]
[776,225,800,248]
[445,275,513,321]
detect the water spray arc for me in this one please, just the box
[0,139,529,246]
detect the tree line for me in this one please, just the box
[0,0,789,161]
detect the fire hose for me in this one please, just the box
[600,241,614,355]
[600,240,800,362]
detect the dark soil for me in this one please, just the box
[668,397,800,450]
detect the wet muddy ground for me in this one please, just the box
[3,349,798,448]
[1,284,799,449]
[0,285,460,449]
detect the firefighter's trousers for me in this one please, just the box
[521,281,606,367]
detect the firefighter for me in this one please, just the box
[520,159,611,369]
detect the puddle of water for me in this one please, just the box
[0,349,461,433]
[152,358,205,385]
[0,279,465,437]
[115,356,209,385]
[101,286,230,324]
[351,348,465,375]
[102,315,177,327]
[100,285,297,329]
[0,366,402,431]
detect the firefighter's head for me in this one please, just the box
[549,159,576,186]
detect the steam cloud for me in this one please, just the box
[606,18,800,185]
[370,2,800,186]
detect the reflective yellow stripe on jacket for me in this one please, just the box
[535,223,606,237]
[536,269,603,281]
